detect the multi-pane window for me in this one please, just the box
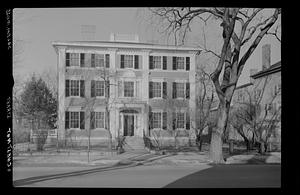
[176,57,185,70]
[95,112,105,129]
[176,112,185,129]
[176,83,185,98]
[124,81,134,97]
[95,81,105,97]
[152,112,162,129]
[70,112,79,129]
[152,82,162,98]
[70,80,80,96]
[95,54,105,68]
[124,55,134,68]
[153,56,162,69]
[69,53,80,66]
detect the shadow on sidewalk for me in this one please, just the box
[13,152,172,187]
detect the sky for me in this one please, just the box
[13,8,281,86]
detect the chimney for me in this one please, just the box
[262,44,271,70]
[110,33,116,41]
[250,69,258,83]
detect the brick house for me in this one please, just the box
[52,35,201,149]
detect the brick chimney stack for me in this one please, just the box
[262,44,271,70]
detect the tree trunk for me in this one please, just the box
[229,140,234,154]
[209,103,229,164]
[259,141,265,154]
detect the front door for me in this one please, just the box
[124,114,134,136]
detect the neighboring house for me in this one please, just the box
[230,44,281,150]
[52,34,201,149]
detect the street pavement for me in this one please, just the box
[13,164,280,188]
[165,164,281,188]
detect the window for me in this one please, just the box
[152,112,162,129]
[176,57,185,70]
[65,111,85,129]
[124,55,134,68]
[124,81,134,97]
[152,82,162,98]
[176,83,185,98]
[70,53,80,67]
[95,112,105,129]
[95,54,105,68]
[176,112,185,129]
[70,80,80,96]
[70,112,79,129]
[66,79,85,97]
[95,81,105,97]
[172,82,189,99]
[153,56,162,69]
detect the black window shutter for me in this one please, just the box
[186,57,190,71]
[105,54,110,68]
[134,55,139,69]
[186,112,190,130]
[106,111,110,130]
[65,80,70,97]
[65,111,69,129]
[149,56,153,69]
[149,112,153,130]
[163,56,167,70]
[91,54,95,67]
[149,81,153,98]
[105,80,110,98]
[162,112,167,130]
[120,55,124,68]
[80,112,85,130]
[172,57,177,70]
[163,82,167,99]
[66,53,70,67]
[186,82,190,99]
[80,80,85,97]
[172,82,177,99]
[80,53,85,67]
[172,112,176,130]
[90,111,95,129]
[91,80,95,97]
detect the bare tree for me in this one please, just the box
[66,65,118,162]
[149,7,281,163]
[193,67,216,151]
[230,76,281,154]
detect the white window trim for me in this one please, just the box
[67,111,81,130]
[176,56,185,70]
[94,111,106,130]
[151,80,164,99]
[175,111,186,130]
[174,80,187,100]
[119,79,137,98]
[152,110,164,130]
[67,53,81,67]
[94,79,106,98]
[152,55,163,70]
[120,54,136,70]
[68,79,82,98]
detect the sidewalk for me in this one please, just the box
[13,149,281,168]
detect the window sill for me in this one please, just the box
[67,128,81,131]
[67,96,82,98]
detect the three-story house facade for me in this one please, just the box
[53,38,200,148]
